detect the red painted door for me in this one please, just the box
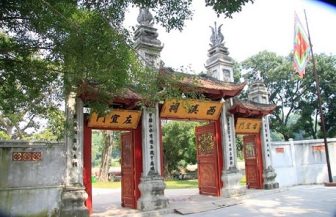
[243,134,263,189]
[121,132,136,208]
[195,122,222,196]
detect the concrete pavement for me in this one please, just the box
[92,185,336,217]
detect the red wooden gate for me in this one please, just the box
[83,121,142,211]
[243,134,263,189]
[121,131,136,208]
[195,122,222,196]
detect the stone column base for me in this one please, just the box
[60,186,89,217]
[263,166,279,190]
[221,167,246,197]
[264,182,279,189]
[137,173,169,211]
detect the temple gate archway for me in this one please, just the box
[159,98,225,196]
[83,109,143,213]
[229,99,277,190]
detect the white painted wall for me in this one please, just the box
[271,138,336,187]
[0,141,66,217]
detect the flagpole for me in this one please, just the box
[303,10,333,183]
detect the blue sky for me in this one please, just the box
[124,0,336,73]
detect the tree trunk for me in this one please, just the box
[98,131,113,181]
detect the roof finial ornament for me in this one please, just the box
[137,8,154,26]
[254,70,264,81]
[209,22,224,47]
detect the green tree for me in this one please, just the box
[1,0,253,116]
[162,121,201,177]
[27,108,65,141]
[92,130,121,172]
[242,51,299,140]
[295,54,336,138]
[242,51,336,139]
[92,130,104,167]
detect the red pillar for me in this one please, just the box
[83,117,92,214]
[159,119,164,177]
[215,119,224,190]
[133,124,143,203]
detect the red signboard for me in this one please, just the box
[275,147,285,153]
[312,145,325,152]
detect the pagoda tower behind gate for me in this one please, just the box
[205,22,234,82]
[133,8,163,69]
[133,8,169,211]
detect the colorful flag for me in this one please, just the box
[293,12,310,78]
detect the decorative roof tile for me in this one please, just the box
[229,99,276,117]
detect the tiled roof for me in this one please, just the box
[159,68,246,100]
[78,82,142,109]
[229,99,277,117]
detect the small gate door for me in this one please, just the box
[121,132,136,208]
[195,122,221,196]
[243,134,263,189]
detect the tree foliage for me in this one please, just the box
[162,121,201,177]
[242,51,336,140]
[1,0,253,139]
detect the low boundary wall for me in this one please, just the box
[0,141,66,217]
[271,138,336,187]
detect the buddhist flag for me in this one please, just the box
[293,12,310,78]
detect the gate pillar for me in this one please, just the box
[248,77,279,189]
[220,99,246,197]
[137,104,168,211]
[61,95,89,217]
[261,115,279,189]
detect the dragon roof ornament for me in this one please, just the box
[209,22,224,47]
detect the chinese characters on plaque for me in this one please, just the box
[235,118,262,134]
[88,110,141,129]
[160,99,223,120]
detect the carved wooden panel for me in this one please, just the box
[197,133,214,155]
[244,142,256,159]
[199,163,216,186]
[246,166,257,182]
[12,152,42,161]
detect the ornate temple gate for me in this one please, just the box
[234,117,264,189]
[160,99,223,196]
[83,110,142,213]
[195,121,223,196]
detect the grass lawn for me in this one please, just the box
[240,175,246,185]
[93,181,121,189]
[92,176,246,189]
[92,179,198,189]
[165,179,198,189]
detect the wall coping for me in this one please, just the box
[0,185,64,191]
[0,140,64,148]
[271,138,336,146]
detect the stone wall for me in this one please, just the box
[271,138,336,187]
[0,141,66,217]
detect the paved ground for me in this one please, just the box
[92,185,336,217]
